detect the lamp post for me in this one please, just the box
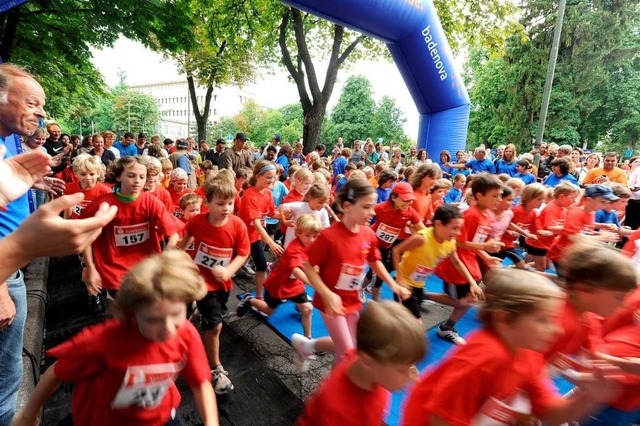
[127,98,131,132]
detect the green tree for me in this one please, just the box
[330,75,376,144]
[371,95,409,146]
[111,90,160,135]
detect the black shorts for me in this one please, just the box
[442,281,472,300]
[250,240,268,272]
[400,287,426,319]
[526,245,548,257]
[263,289,310,310]
[496,248,524,264]
[196,290,229,330]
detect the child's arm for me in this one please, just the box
[324,204,340,222]
[369,260,411,300]
[279,204,295,228]
[164,232,180,249]
[191,380,219,426]
[506,222,536,240]
[176,231,193,250]
[290,267,310,284]
[391,234,424,272]
[457,239,504,253]
[253,219,284,257]
[449,249,483,300]
[303,261,344,316]
[212,254,248,283]
[81,245,102,296]
[12,362,61,426]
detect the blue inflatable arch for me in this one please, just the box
[278,0,470,160]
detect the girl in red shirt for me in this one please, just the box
[409,163,441,221]
[504,183,546,264]
[64,153,112,220]
[403,268,621,426]
[167,168,193,219]
[237,160,284,299]
[15,251,219,426]
[142,156,173,213]
[81,157,179,298]
[293,179,411,367]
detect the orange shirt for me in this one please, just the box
[583,167,628,185]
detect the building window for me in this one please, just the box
[213,109,217,115]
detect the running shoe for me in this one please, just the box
[436,327,467,346]
[291,333,313,373]
[236,293,254,318]
[212,365,234,394]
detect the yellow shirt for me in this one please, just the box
[397,227,456,288]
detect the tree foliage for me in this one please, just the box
[467,0,640,154]
[330,75,376,143]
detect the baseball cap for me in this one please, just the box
[391,182,416,201]
[236,132,247,141]
[176,139,189,149]
[584,184,619,201]
[273,133,281,142]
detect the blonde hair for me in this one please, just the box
[519,183,547,206]
[303,183,329,202]
[295,214,322,235]
[31,127,49,139]
[115,250,207,319]
[72,153,103,174]
[478,268,562,326]
[179,193,202,210]
[505,178,525,191]
[431,178,452,192]
[160,158,173,172]
[314,168,331,183]
[348,169,367,182]
[363,167,374,179]
[357,301,427,364]
[553,181,580,198]
[293,168,313,185]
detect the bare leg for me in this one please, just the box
[204,323,223,368]
[255,271,265,298]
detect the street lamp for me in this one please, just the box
[127,98,131,132]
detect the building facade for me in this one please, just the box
[129,80,253,139]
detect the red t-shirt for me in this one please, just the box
[55,167,78,184]
[264,237,308,299]
[372,201,422,249]
[297,351,388,426]
[186,214,250,292]
[49,319,210,426]
[237,186,276,243]
[435,206,489,283]
[81,192,178,290]
[413,190,431,220]
[622,228,640,261]
[526,202,566,250]
[167,187,194,219]
[65,182,112,219]
[148,185,174,213]
[402,330,558,426]
[547,207,594,262]
[544,299,599,367]
[502,205,536,249]
[306,221,381,314]
[596,324,640,411]
[602,288,640,335]
[193,186,208,214]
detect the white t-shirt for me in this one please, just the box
[281,201,330,247]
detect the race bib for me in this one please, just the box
[474,395,535,426]
[114,223,150,247]
[186,241,195,252]
[173,206,183,219]
[111,361,185,409]
[335,263,366,291]
[72,204,85,217]
[376,223,401,245]
[410,264,434,283]
[194,242,232,270]
[472,225,490,244]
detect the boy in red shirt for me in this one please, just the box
[142,156,173,213]
[547,184,619,267]
[525,181,580,271]
[14,251,219,426]
[178,173,250,394]
[434,173,505,345]
[237,215,321,341]
[179,193,202,224]
[167,168,193,219]
[298,301,426,426]
[64,153,111,220]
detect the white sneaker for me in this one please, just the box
[436,327,467,346]
[212,365,234,394]
[291,333,313,373]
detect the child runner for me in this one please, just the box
[505,177,525,206]
[237,159,284,299]
[375,168,397,203]
[179,193,202,224]
[297,301,426,426]
[167,168,193,220]
[409,164,441,221]
[403,268,622,426]
[425,179,448,225]
[502,183,546,268]
[13,250,218,426]
[366,182,424,301]
[292,179,411,366]
[280,184,330,248]
[433,173,505,345]
[237,215,320,345]
[64,153,111,220]
[546,184,619,269]
[160,158,173,188]
[177,173,250,394]
[280,168,314,235]
[266,163,289,246]
[141,156,173,213]
[393,205,477,321]
[81,156,179,299]
[525,181,580,272]
[444,174,465,204]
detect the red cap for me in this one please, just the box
[391,182,416,201]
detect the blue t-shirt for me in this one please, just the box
[465,158,496,174]
[376,186,391,203]
[543,173,578,187]
[495,160,517,176]
[266,181,289,225]
[113,141,138,157]
[176,154,191,175]
[444,187,463,204]
[0,134,33,239]
[333,156,347,179]
[437,161,453,177]
[335,176,348,193]
[595,209,620,227]
[275,155,290,175]
[514,172,536,185]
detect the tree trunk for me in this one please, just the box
[187,73,214,143]
[302,104,327,154]
[0,9,21,62]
